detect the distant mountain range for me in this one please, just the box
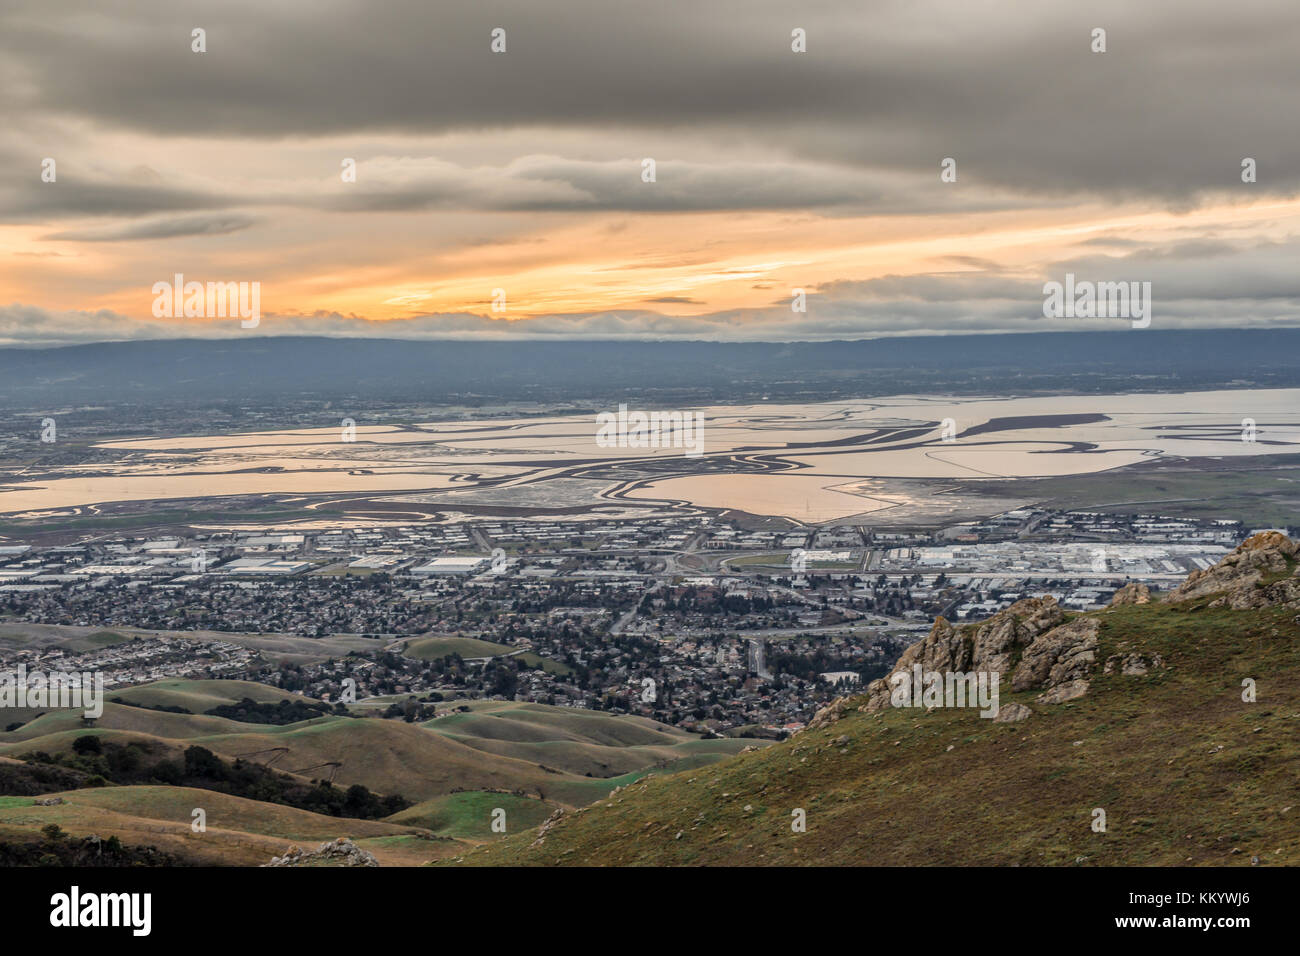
[2,328,1299,406]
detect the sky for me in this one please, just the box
[2,0,1299,345]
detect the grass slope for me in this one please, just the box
[387,791,560,839]
[424,700,761,778]
[0,786,450,866]
[111,678,302,712]
[0,683,769,862]
[0,686,747,808]
[451,599,1300,866]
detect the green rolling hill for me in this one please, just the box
[0,675,755,863]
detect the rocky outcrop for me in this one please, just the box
[1164,531,1300,608]
[1109,582,1150,606]
[807,696,851,729]
[857,592,1144,713]
[266,837,378,867]
[800,534,1296,738]
[1104,652,1164,676]
[530,809,565,848]
[863,597,1064,711]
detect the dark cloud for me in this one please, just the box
[3,0,1299,201]
[0,177,239,221]
[320,156,983,215]
[43,213,259,241]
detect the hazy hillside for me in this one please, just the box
[450,534,1300,866]
[3,329,1300,405]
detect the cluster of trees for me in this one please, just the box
[0,827,177,867]
[24,738,410,819]
[205,696,347,725]
[381,698,440,722]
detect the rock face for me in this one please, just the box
[970,597,1065,675]
[266,837,378,867]
[1164,531,1300,608]
[1010,617,1099,692]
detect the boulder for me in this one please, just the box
[1036,679,1090,705]
[970,597,1064,675]
[1104,652,1164,676]
[265,837,378,867]
[530,808,566,848]
[992,701,1033,723]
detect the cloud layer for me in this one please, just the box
[2,0,1298,342]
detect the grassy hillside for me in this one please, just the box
[387,790,561,839]
[111,678,303,711]
[428,700,697,747]
[423,700,761,778]
[1,683,753,806]
[1,700,294,746]
[0,786,449,866]
[186,717,576,801]
[0,679,752,862]
[449,595,1300,866]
